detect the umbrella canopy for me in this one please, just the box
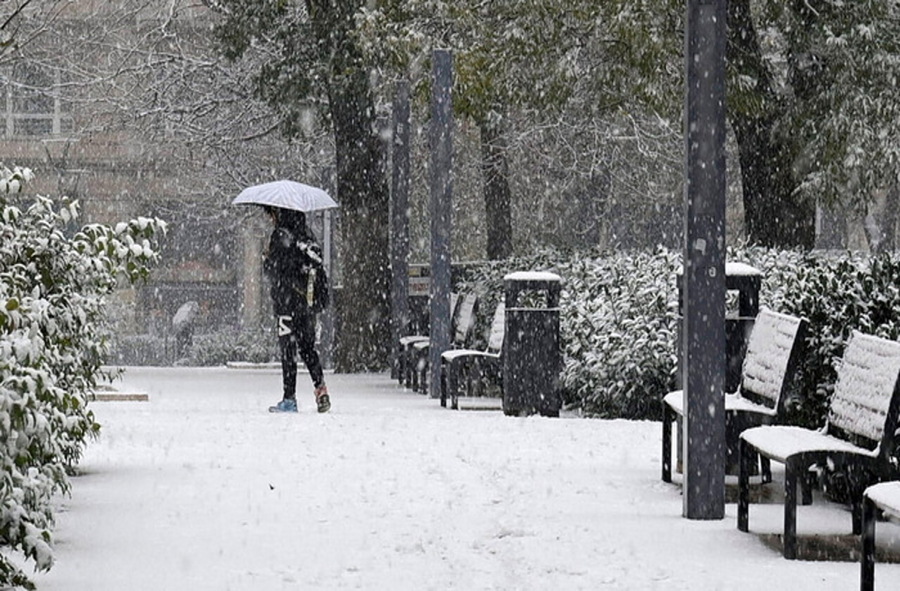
[232,180,338,213]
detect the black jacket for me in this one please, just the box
[263,213,324,315]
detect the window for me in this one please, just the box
[3,63,73,137]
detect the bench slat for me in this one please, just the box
[828,332,900,443]
[741,310,805,405]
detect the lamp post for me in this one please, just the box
[429,49,453,399]
[390,79,411,379]
[682,0,727,520]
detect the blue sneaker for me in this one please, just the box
[268,398,298,413]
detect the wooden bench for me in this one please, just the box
[738,330,900,559]
[662,308,808,483]
[397,293,459,388]
[412,292,478,394]
[861,481,900,591]
[440,302,505,409]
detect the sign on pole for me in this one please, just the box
[683,0,727,520]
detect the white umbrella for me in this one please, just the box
[232,180,338,212]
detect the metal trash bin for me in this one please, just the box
[502,271,563,417]
[675,261,761,474]
[676,261,761,393]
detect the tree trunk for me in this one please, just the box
[816,200,848,250]
[883,185,899,252]
[866,185,899,254]
[726,0,815,248]
[309,0,391,371]
[478,119,513,260]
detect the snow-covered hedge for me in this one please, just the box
[775,252,900,427]
[0,166,165,589]
[455,247,681,418]
[458,246,900,425]
[558,248,681,418]
[182,327,277,366]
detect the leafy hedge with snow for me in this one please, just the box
[775,252,900,427]
[458,246,900,426]
[182,327,277,366]
[455,247,681,418]
[0,166,165,589]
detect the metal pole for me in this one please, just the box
[683,0,727,520]
[429,49,453,399]
[390,79,411,379]
[320,208,335,370]
[319,167,336,370]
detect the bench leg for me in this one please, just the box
[784,458,800,560]
[849,465,870,535]
[761,456,772,484]
[417,351,429,395]
[738,439,752,532]
[861,496,877,591]
[800,470,814,506]
[404,346,414,389]
[439,360,447,407]
[852,498,864,536]
[440,358,463,409]
[410,354,419,391]
[662,404,673,483]
[448,360,460,410]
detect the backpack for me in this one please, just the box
[300,259,330,313]
[289,236,329,313]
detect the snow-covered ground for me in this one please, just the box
[30,367,900,590]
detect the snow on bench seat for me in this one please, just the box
[865,481,900,521]
[740,426,878,464]
[441,348,493,362]
[664,390,780,418]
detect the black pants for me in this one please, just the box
[277,311,324,399]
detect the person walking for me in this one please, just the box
[263,206,330,413]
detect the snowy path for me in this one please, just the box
[32,367,900,590]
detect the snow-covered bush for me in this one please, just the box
[0,166,165,588]
[458,245,900,424]
[183,327,277,366]
[110,333,170,366]
[774,252,900,427]
[455,247,681,418]
[558,248,681,418]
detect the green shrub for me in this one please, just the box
[774,252,900,427]
[183,327,278,366]
[459,245,900,426]
[558,247,680,418]
[0,166,164,588]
